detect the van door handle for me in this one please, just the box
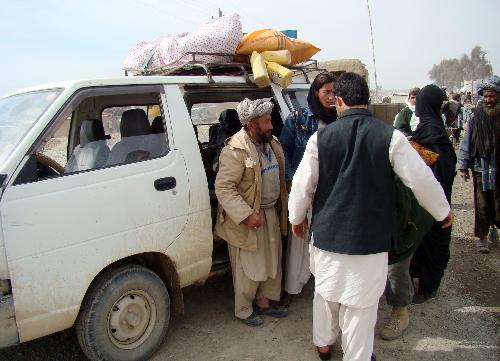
[154,177,176,191]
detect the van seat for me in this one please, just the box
[65,119,110,172]
[108,109,165,165]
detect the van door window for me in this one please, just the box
[36,114,71,177]
[100,105,168,167]
[14,86,169,184]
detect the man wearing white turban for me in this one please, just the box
[458,75,500,253]
[215,98,289,326]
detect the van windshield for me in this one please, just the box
[0,89,62,166]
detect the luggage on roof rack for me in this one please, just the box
[125,52,328,85]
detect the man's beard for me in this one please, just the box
[483,101,500,117]
[257,130,273,144]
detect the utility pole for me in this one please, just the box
[366,0,379,103]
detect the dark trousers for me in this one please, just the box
[385,256,414,307]
[410,222,452,295]
[472,171,500,238]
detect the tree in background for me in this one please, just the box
[462,46,493,80]
[428,46,493,90]
[429,58,463,89]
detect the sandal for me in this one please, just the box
[316,346,331,360]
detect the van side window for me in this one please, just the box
[14,87,169,184]
[36,115,72,177]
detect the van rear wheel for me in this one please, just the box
[76,265,170,361]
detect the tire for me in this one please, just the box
[76,265,170,361]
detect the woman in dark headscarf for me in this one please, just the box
[410,84,457,304]
[280,73,338,185]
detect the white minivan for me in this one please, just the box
[0,64,313,360]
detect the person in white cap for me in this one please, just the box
[215,98,289,326]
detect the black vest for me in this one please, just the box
[311,108,395,254]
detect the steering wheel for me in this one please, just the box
[36,153,65,177]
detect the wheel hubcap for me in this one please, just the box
[108,290,156,349]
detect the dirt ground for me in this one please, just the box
[0,174,498,361]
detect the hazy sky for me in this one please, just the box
[1,0,499,97]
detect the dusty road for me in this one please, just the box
[0,175,498,361]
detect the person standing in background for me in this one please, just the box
[442,92,463,144]
[457,75,500,253]
[394,87,420,136]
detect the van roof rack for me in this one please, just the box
[288,59,329,83]
[125,52,328,84]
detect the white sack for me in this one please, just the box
[123,14,243,73]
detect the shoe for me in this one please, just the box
[371,354,377,361]
[488,227,498,248]
[380,307,409,340]
[477,238,490,253]
[316,346,331,360]
[239,312,263,327]
[254,303,288,318]
[280,292,295,308]
[412,291,437,304]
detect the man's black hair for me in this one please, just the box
[333,72,370,106]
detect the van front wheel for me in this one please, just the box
[76,265,170,361]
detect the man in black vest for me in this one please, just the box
[288,72,453,361]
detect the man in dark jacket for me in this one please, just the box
[458,75,500,253]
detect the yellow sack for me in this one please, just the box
[237,29,320,65]
[261,50,291,65]
[266,61,293,88]
[250,51,270,88]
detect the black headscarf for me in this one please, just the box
[412,84,450,146]
[411,84,456,199]
[307,86,337,124]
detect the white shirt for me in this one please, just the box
[289,129,450,307]
[410,112,420,131]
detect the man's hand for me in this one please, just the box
[292,219,309,240]
[459,169,470,182]
[242,212,264,231]
[441,210,454,228]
